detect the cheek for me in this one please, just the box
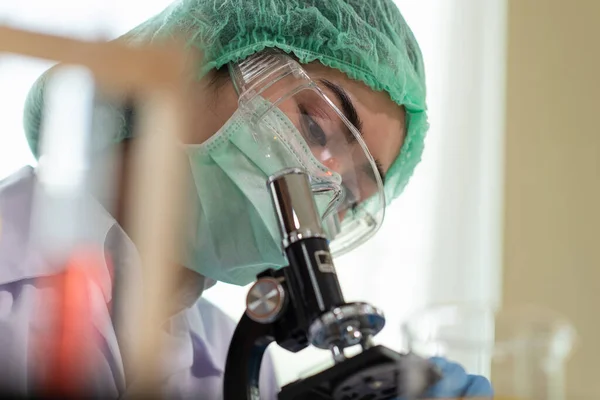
[357,99,407,172]
[363,127,405,170]
[189,81,239,144]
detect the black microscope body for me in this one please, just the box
[223,169,440,400]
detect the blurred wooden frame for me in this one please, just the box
[0,26,198,397]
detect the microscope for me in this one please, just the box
[223,168,441,400]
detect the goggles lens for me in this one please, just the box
[231,50,385,256]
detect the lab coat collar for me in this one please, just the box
[0,165,216,295]
[0,166,115,296]
[100,216,224,382]
[186,301,224,376]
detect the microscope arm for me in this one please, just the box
[224,314,275,400]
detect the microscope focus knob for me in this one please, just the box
[246,277,287,324]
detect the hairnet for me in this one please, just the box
[23,0,428,203]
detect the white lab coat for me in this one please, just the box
[0,166,279,399]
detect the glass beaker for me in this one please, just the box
[402,304,577,400]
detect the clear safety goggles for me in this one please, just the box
[228,50,385,256]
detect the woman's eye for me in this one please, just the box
[299,106,327,146]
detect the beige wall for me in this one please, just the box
[503,0,600,397]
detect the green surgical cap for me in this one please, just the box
[23,0,428,203]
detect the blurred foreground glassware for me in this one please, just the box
[402,303,577,400]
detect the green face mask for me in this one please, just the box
[181,96,341,286]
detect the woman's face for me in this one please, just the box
[162,61,408,309]
[192,61,406,191]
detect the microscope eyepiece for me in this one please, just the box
[267,168,327,248]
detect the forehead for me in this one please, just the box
[304,63,406,173]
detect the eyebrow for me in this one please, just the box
[319,79,386,183]
[319,79,363,133]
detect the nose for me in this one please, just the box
[318,151,342,174]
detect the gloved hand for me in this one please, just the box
[421,357,493,398]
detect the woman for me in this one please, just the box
[0,0,492,398]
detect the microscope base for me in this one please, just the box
[278,345,440,400]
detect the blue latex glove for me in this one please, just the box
[421,357,493,398]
